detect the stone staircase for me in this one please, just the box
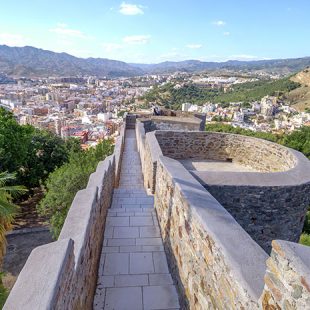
[93,129,180,310]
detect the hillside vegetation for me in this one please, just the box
[288,68,310,111]
[142,77,301,108]
[38,140,113,238]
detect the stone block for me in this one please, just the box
[105,287,143,310]
[143,285,179,310]
[103,253,129,275]
[130,252,155,274]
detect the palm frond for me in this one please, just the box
[0,185,27,198]
[0,198,19,217]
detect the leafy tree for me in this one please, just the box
[21,130,69,188]
[38,140,113,238]
[0,108,75,188]
[0,108,33,176]
[0,172,27,262]
[64,137,82,155]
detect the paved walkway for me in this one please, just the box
[93,130,180,310]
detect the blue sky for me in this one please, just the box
[0,0,309,63]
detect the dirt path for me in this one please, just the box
[2,189,53,290]
[13,188,49,229]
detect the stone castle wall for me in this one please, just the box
[205,183,310,253]
[155,156,268,309]
[136,118,204,194]
[153,130,310,253]
[4,126,125,310]
[152,155,310,309]
[136,121,163,193]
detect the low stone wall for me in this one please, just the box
[114,124,125,187]
[4,132,125,309]
[261,240,310,309]
[155,131,296,172]
[136,121,163,193]
[155,156,268,309]
[140,116,203,133]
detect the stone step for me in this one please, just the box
[116,187,145,191]
[119,177,143,181]
[113,193,152,199]
[114,189,147,194]
[119,181,143,185]
[112,197,154,204]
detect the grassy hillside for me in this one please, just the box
[288,68,310,111]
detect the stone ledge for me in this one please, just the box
[192,145,310,187]
[145,131,163,163]
[271,240,310,281]
[157,155,268,301]
[4,238,74,310]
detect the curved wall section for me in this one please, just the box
[155,131,297,172]
[154,130,310,253]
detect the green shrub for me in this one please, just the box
[38,140,113,238]
[300,233,310,246]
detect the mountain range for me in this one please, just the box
[0,45,310,78]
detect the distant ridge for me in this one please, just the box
[0,45,143,78]
[0,45,310,78]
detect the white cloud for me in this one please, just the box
[119,2,144,15]
[0,33,26,46]
[223,32,230,36]
[49,23,87,38]
[186,44,202,49]
[102,43,124,52]
[213,20,226,26]
[123,35,150,44]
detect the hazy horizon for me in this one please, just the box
[1,44,310,65]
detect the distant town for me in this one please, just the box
[0,70,309,149]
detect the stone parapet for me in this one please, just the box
[139,116,203,132]
[4,138,122,309]
[4,239,75,309]
[114,124,125,187]
[152,155,310,309]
